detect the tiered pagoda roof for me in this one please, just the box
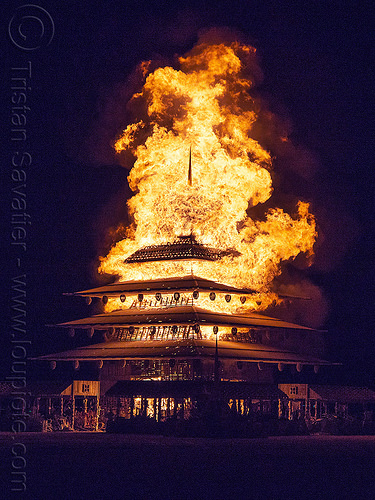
[36,337,333,366]
[54,305,314,331]
[65,274,257,298]
[39,236,333,372]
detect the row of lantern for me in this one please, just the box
[50,358,194,371]
[68,327,115,339]
[213,325,241,336]
[83,292,250,304]
[252,362,319,373]
[50,359,121,371]
[49,358,320,374]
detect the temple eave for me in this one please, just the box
[33,339,336,366]
[64,274,258,297]
[54,306,316,331]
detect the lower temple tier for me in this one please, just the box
[5,380,375,435]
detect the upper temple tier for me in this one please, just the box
[123,235,241,263]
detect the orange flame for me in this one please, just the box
[99,41,317,310]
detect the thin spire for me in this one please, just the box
[188,145,192,186]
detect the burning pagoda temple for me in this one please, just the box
[23,41,374,433]
[34,230,333,428]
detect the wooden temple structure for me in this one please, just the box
[32,236,335,430]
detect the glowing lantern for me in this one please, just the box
[209,292,216,301]
[213,325,219,334]
[120,294,126,303]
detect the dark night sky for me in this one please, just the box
[2,1,374,383]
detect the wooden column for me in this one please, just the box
[153,398,157,421]
[173,398,176,417]
[95,395,100,431]
[130,396,134,419]
[278,399,282,418]
[167,398,170,418]
[72,396,76,430]
[156,398,160,422]
[305,387,309,418]
[84,396,88,427]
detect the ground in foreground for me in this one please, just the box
[1,433,375,499]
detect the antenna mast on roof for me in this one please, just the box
[188,145,192,186]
